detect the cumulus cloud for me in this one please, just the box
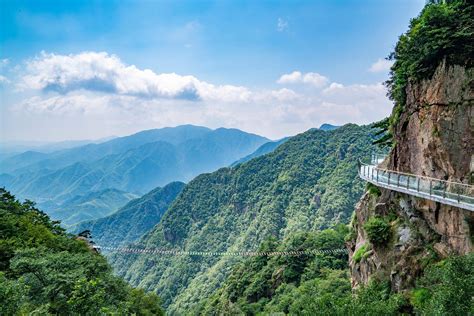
[277,71,329,88]
[277,18,288,32]
[6,51,394,140]
[21,51,289,103]
[368,58,393,73]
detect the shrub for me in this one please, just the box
[353,244,370,263]
[364,217,392,246]
[367,183,381,197]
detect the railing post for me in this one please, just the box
[388,172,391,185]
[443,183,447,198]
[407,176,410,190]
[429,180,432,196]
[397,174,400,187]
[417,178,420,192]
[376,169,379,182]
[371,167,374,180]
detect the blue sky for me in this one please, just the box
[0,0,425,141]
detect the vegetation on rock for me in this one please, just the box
[381,0,473,140]
[364,217,392,246]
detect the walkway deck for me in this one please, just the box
[359,155,474,212]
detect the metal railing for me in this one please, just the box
[359,155,474,212]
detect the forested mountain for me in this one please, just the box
[72,182,185,247]
[0,188,164,315]
[110,124,377,313]
[44,188,139,227]
[0,125,268,226]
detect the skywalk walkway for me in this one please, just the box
[359,154,474,212]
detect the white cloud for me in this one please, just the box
[368,58,393,73]
[277,18,288,32]
[277,71,302,84]
[5,51,394,140]
[0,75,10,84]
[302,72,329,87]
[277,71,329,88]
[21,51,288,103]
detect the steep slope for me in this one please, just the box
[348,0,473,294]
[111,124,377,312]
[43,188,139,227]
[231,138,289,167]
[0,188,164,315]
[72,182,185,247]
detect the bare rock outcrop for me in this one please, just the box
[348,61,474,292]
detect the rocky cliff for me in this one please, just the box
[348,61,473,292]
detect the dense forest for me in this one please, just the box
[199,226,473,315]
[0,188,164,315]
[110,123,378,313]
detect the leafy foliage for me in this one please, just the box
[353,243,370,264]
[412,254,474,315]
[364,217,392,246]
[0,188,164,315]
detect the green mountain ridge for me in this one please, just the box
[110,124,377,313]
[71,182,185,247]
[43,188,139,227]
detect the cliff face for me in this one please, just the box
[348,61,474,292]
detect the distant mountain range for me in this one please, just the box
[0,125,269,226]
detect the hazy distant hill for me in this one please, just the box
[42,188,139,226]
[0,125,212,175]
[231,137,289,166]
[0,125,268,226]
[71,182,185,246]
